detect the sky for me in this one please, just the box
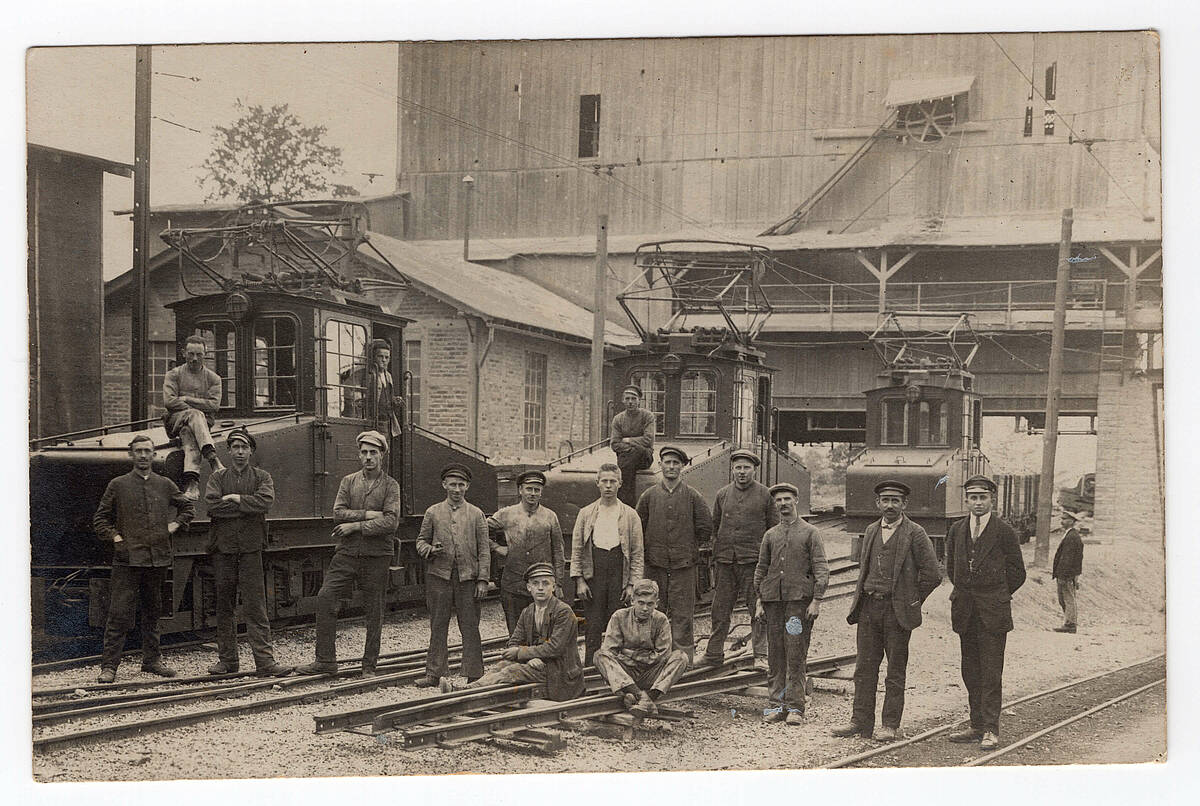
[27,43,398,278]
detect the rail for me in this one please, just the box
[755,278,1162,317]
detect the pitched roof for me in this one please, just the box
[361,231,640,347]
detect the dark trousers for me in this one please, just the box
[314,550,390,669]
[959,612,1008,734]
[763,599,814,712]
[213,551,275,669]
[100,564,168,671]
[584,546,625,666]
[616,449,652,508]
[645,564,697,659]
[851,596,912,731]
[704,561,763,662]
[501,590,533,635]
[425,569,483,679]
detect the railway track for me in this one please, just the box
[821,653,1166,769]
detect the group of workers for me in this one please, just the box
[91,349,1083,751]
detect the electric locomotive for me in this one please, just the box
[30,205,497,651]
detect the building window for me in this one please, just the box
[325,319,368,418]
[680,371,717,436]
[881,398,909,446]
[578,94,601,159]
[194,321,237,408]
[629,370,666,435]
[147,341,175,417]
[523,351,547,451]
[404,339,422,426]
[917,400,948,445]
[253,316,298,409]
[1044,62,1057,101]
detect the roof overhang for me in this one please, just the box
[885,76,975,107]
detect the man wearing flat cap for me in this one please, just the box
[636,445,713,660]
[487,469,565,633]
[610,384,656,507]
[945,474,1026,750]
[297,430,401,678]
[832,480,940,741]
[595,579,690,719]
[700,449,778,669]
[1051,510,1084,634]
[203,427,292,677]
[413,463,491,688]
[442,563,584,701]
[755,482,828,725]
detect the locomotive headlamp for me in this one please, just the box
[660,352,682,376]
[225,291,253,320]
[905,383,922,403]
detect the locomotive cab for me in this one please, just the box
[845,369,989,560]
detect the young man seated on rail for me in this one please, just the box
[441,562,584,701]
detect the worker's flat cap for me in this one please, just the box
[659,445,690,464]
[621,384,643,398]
[225,427,256,450]
[874,480,910,497]
[729,449,761,466]
[356,430,389,451]
[441,463,472,483]
[524,562,556,581]
[769,482,800,498]
[963,474,997,493]
[516,469,547,487]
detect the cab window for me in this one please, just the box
[629,370,666,435]
[325,319,368,418]
[253,316,298,409]
[194,320,237,408]
[881,398,908,445]
[680,370,717,436]
[917,399,948,445]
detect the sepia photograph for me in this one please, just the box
[14,3,1189,798]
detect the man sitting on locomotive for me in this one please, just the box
[441,562,585,701]
[162,335,224,501]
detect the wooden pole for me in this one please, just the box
[131,45,152,422]
[1034,208,1072,567]
[590,214,609,444]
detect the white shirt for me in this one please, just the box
[879,518,901,545]
[971,511,992,539]
[593,503,622,550]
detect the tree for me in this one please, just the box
[199,100,357,203]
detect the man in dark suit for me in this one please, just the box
[832,480,942,741]
[945,474,1027,750]
[1051,511,1085,633]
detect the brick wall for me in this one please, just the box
[477,330,592,465]
[1093,371,1164,543]
[102,305,131,425]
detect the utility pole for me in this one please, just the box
[131,45,152,422]
[1034,207,1072,566]
[590,213,609,444]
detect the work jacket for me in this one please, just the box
[204,465,274,554]
[417,498,491,581]
[93,470,195,567]
[946,513,1027,634]
[754,517,829,602]
[508,596,585,701]
[711,480,778,564]
[1052,528,1084,579]
[569,499,644,588]
[332,471,401,557]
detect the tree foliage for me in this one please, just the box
[199,100,357,203]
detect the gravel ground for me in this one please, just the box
[30,529,1164,781]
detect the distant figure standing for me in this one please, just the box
[92,434,195,683]
[754,482,828,725]
[345,338,402,437]
[1051,511,1084,634]
[945,474,1027,751]
[609,384,655,507]
[162,335,224,501]
[636,445,713,660]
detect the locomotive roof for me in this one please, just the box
[166,288,412,327]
